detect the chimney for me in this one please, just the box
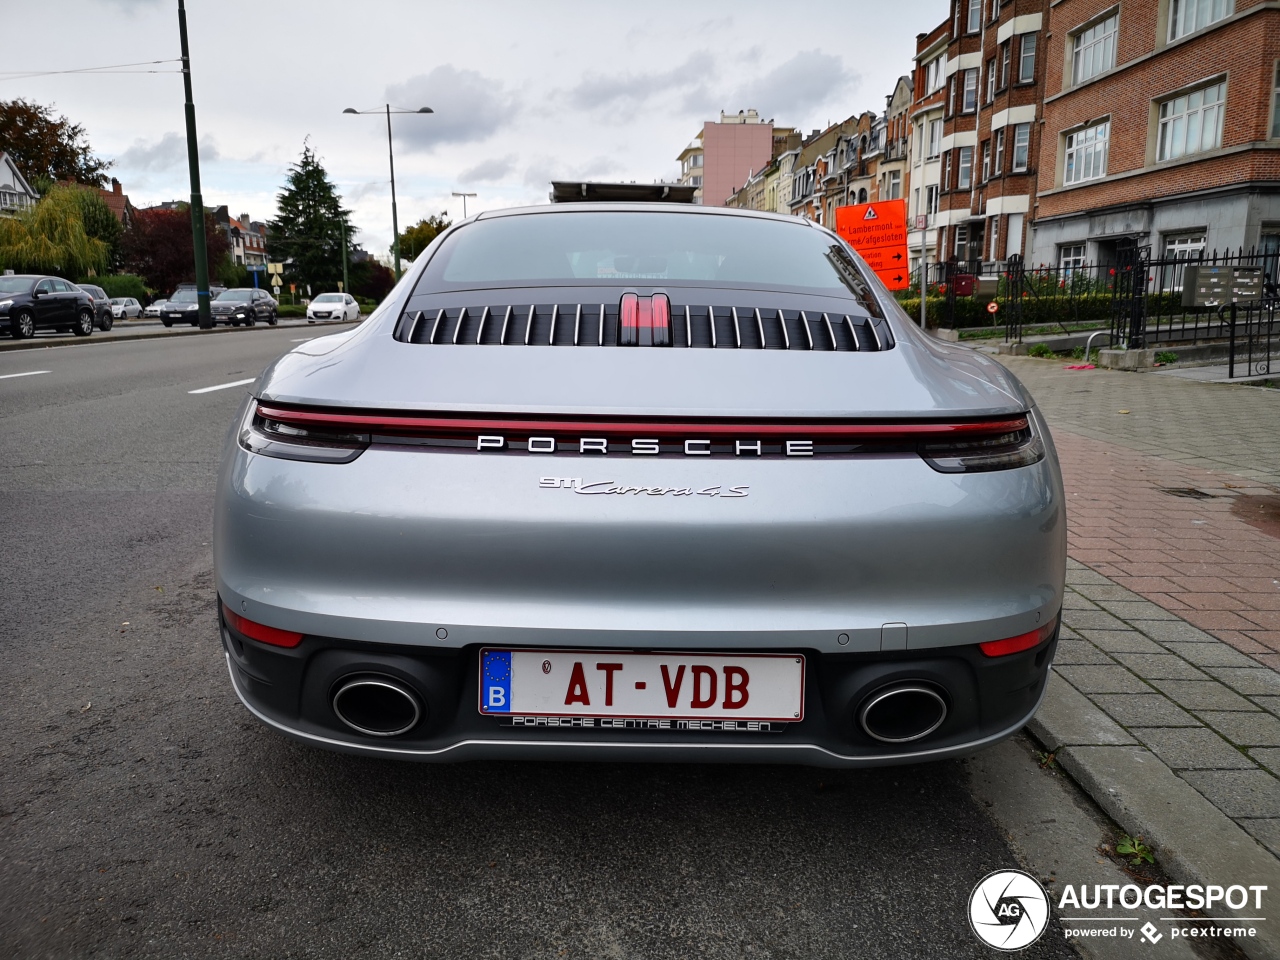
[111,177,121,195]
[240,213,250,228]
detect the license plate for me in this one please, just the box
[479,649,804,721]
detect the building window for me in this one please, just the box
[958,146,973,188]
[928,118,943,157]
[981,141,991,182]
[994,128,1005,174]
[966,0,981,33]
[1072,13,1118,85]
[962,69,978,112]
[1059,243,1087,273]
[1000,43,1011,88]
[949,75,957,114]
[954,224,969,258]
[1157,81,1225,161]
[691,175,702,187]
[925,55,947,93]
[926,184,940,215]
[887,169,902,199]
[944,151,953,189]
[1063,120,1108,183]
[1273,62,1280,138]
[1169,0,1233,41]
[1019,34,1037,83]
[987,59,997,102]
[1012,122,1031,172]
[1164,233,1206,259]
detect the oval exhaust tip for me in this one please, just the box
[858,684,947,744]
[332,676,422,737]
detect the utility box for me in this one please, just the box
[976,276,999,298]
[951,274,975,297]
[1181,264,1264,307]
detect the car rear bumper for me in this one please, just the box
[220,607,1058,766]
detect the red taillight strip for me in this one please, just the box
[979,620,1056,657]
[256,404,1029,443]
[223,604,304,648]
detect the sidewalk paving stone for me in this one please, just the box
[1174,643,1263,668]
[1148,679,1259,711]
[1111,653,1209,680]
[1251,750,1280,775]
[1096,599,1181,620]
[1208,668,1280,696]
[1055,664,1152,694]
[1089,694,1200,727]
[1078,629,1165,654]
[1131,726,1256,769]
[1239,818,1280,858]
[1199,712,1280,747]
[1054,639,1116,665]
[1180,770,1280,818]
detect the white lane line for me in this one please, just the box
[188,377,255,395]
[290,337,313,342]
[0,369,50,380]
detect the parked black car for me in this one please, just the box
[0,275,96,339]
[210,287,278,326]
[76,283,115,331]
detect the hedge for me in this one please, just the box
[78,274,148,301]
[275,304,307,318]
[895,294,1191,330]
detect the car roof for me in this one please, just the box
[472,202,819,228]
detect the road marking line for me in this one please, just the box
[0,369,50,380]
[188,378,255,395]
[290,337,313,342]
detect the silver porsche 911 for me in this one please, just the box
[214,203,1065,766]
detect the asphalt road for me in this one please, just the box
[0,328,1079,959]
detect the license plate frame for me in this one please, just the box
[478,648,805,722]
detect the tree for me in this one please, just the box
[397,213,451,261]
[120,206,229,296]
[69,187,124,270]
[0,185,109,276]
[350,259,395,302]
[0,99,111,191]
[267,144,352,292]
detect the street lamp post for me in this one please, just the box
[177,0,213,330]
[342,105,433,280]
[452,191,477,219]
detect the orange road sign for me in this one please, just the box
[835,200,911,291]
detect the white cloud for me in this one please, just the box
[385,66,520,151]
[459,155,517,184]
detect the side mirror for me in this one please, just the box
[30,288,41,298]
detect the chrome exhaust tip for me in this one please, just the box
[331,676,422,737]
[858,684,948,744]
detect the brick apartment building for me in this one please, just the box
[932,0,1049,267]
[908,21,951,275]
[1030,0,1280,269]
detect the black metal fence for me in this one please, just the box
[922,245,1279,346]
[1225,301,1278,380]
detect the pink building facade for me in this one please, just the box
[699,110,776,207]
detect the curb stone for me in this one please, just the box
[1029,676,1280,960]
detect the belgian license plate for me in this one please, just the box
[479,649,804,721]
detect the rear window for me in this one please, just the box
[421,211,873,297]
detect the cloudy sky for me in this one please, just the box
[7,0,947,257]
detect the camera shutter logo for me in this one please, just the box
[968,869,1050,951]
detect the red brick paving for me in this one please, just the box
[1057,431,1280,660]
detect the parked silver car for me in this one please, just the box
[215,205,1065,766]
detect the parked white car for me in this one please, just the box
[110,297,143,319]
[143,300,167,318]
[306,292,361,322]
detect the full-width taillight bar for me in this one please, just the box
[255,404,1031,444]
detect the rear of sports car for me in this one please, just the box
[214,205,1065,766]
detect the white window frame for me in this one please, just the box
[1157,81,1226,161]
[1012,122,1031,172]
[1058,243,1087,274]
[887,169,902,199]
[954,224,969,257]
[981,141,991,182]
[962,68,978,113]
[987,58,997,102]
[994,128,1006,174]
[1168,0,1233,42]
[1018,34,1037,83]
[957,146,973,188]
[926,184,940,216]
[966,0,982,33]
[1072,12,1118,85]
[928,118,943,157]
[1063,120,1109,184]
[1273,61,1280,139]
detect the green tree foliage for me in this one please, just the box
[267,145,352,291]
[397,213,451,261]
[120,206,230,296]
[0,99,112,191]
[350,258,395,302]
[0,184,109,276]
[78,274,148,301]
[68,187,124,270]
